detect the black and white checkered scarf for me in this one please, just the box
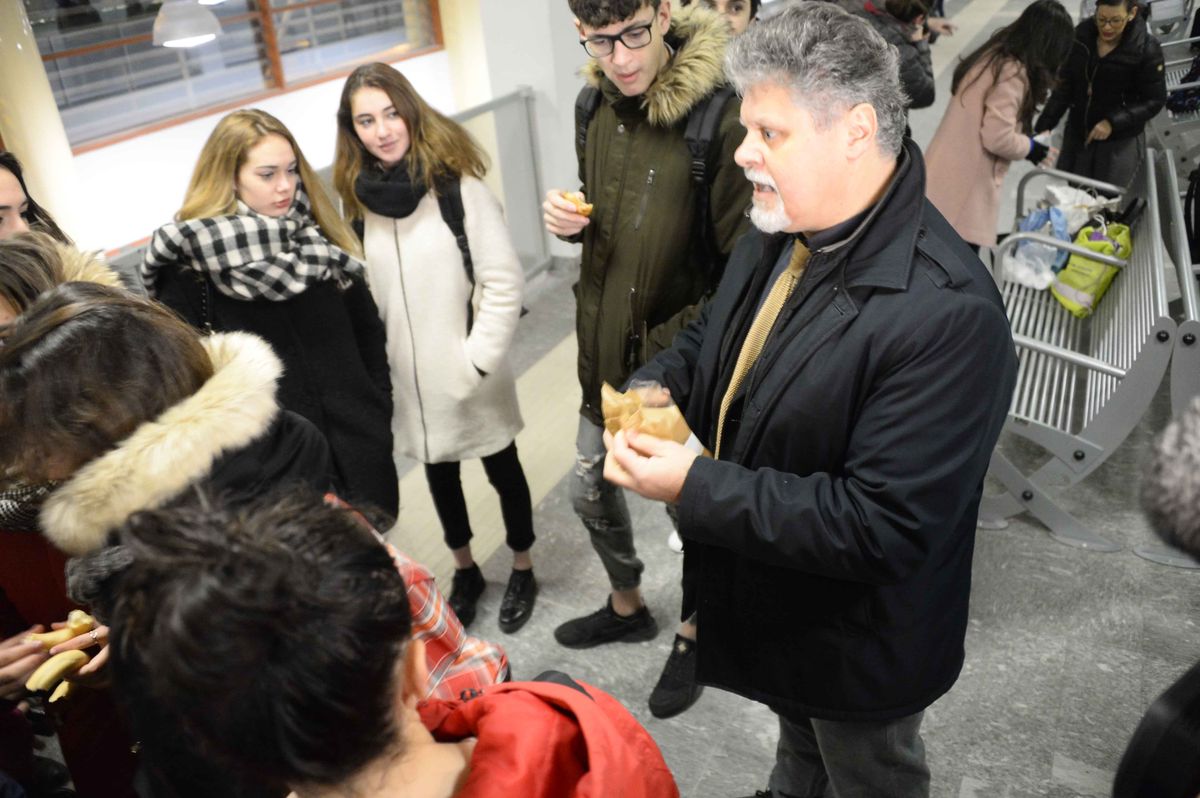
[0,481,55,533]
[141,185,364,301]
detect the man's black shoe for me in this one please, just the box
[448,564,485,627]
[498,568,538,633]
[553,597,658,648]
[648,634,703,718]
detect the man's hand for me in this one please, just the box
[603,428,698,504]
[927,17,956,35]
[0,628,49,701]
[1086,119,1113,145]
[543,189,590,238]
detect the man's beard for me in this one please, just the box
[749,201,791,234]
[745,169,790,234]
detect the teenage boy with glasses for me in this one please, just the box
[542,0,751,720]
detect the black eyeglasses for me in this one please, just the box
[580,20,654,58]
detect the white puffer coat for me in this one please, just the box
[362,176,524,464]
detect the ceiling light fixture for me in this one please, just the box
[153,0,222,48]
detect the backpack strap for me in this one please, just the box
[435,177,476,335]
[683,85,736,281]
[574,85,603,177]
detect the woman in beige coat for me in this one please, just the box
[926,0,1074,250]
[333,63,538,635]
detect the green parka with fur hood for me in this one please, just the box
[572,4,752,425]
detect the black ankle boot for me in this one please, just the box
[448,564,485,626]
[498,568,538,633]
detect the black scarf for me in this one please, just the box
[355,163,429,220]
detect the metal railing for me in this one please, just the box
[449,86,552,279]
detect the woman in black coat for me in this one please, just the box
[1035,0,1166,186]
[850,0,937,110]
[143,109,398,521]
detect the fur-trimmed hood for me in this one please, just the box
[581,3,730,127]
[57,244,124,289]
[40,332,283,556]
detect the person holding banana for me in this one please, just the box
[0,277,509,798]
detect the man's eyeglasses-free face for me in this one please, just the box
[580,20,654,58]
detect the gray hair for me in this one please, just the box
[1142,396,1200,559]
[725,2,907,156]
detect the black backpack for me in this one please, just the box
[1167,54,1200,114]
[352,178,479,334]
[1185,167,1200,263]
[573,83,735,278]
[432,177,478,334]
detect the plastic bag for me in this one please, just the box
[1044,185,1120,236]
[1050,220,1133,318]
[1001,207,1070,289]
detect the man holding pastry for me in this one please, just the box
[603,5,1017,794]
[542,0,751,718]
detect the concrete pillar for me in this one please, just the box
[436,0,505,203]
[0,2,84,244]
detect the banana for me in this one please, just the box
[24,611,97,650]
[48,680,74,703]
[25,650,90,692]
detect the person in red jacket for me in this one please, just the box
[81,489,678,798]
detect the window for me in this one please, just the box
[24,0,442,148]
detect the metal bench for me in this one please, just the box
[979,150,1177,552]
[1139,148,1200,567]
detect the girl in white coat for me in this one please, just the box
[334,63,537,633]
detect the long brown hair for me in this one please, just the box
[0,232,63,315]
[179,109,361,255]
[333,63,488,221]
[0,282,214,482]
[951,0,1073,132]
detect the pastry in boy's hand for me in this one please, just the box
[563,191,594,217]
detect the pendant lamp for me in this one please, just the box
[152,0,222,48]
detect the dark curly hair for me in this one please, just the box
[92,489,414,790]
[569,0,660,28]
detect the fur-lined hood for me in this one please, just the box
[41,333,282,556]
[58,244,124,289]
[581,3,730,127]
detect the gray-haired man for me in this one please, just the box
[602,4,1017,795]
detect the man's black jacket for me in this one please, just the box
[635,139,1018,721]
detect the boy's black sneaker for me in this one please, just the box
[553,597,658,648]
[648,634,704,718]
[448,564,485,627]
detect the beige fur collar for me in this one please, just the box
[581,3,730,127]
[41,333,282,555]
[57,245,123,289]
